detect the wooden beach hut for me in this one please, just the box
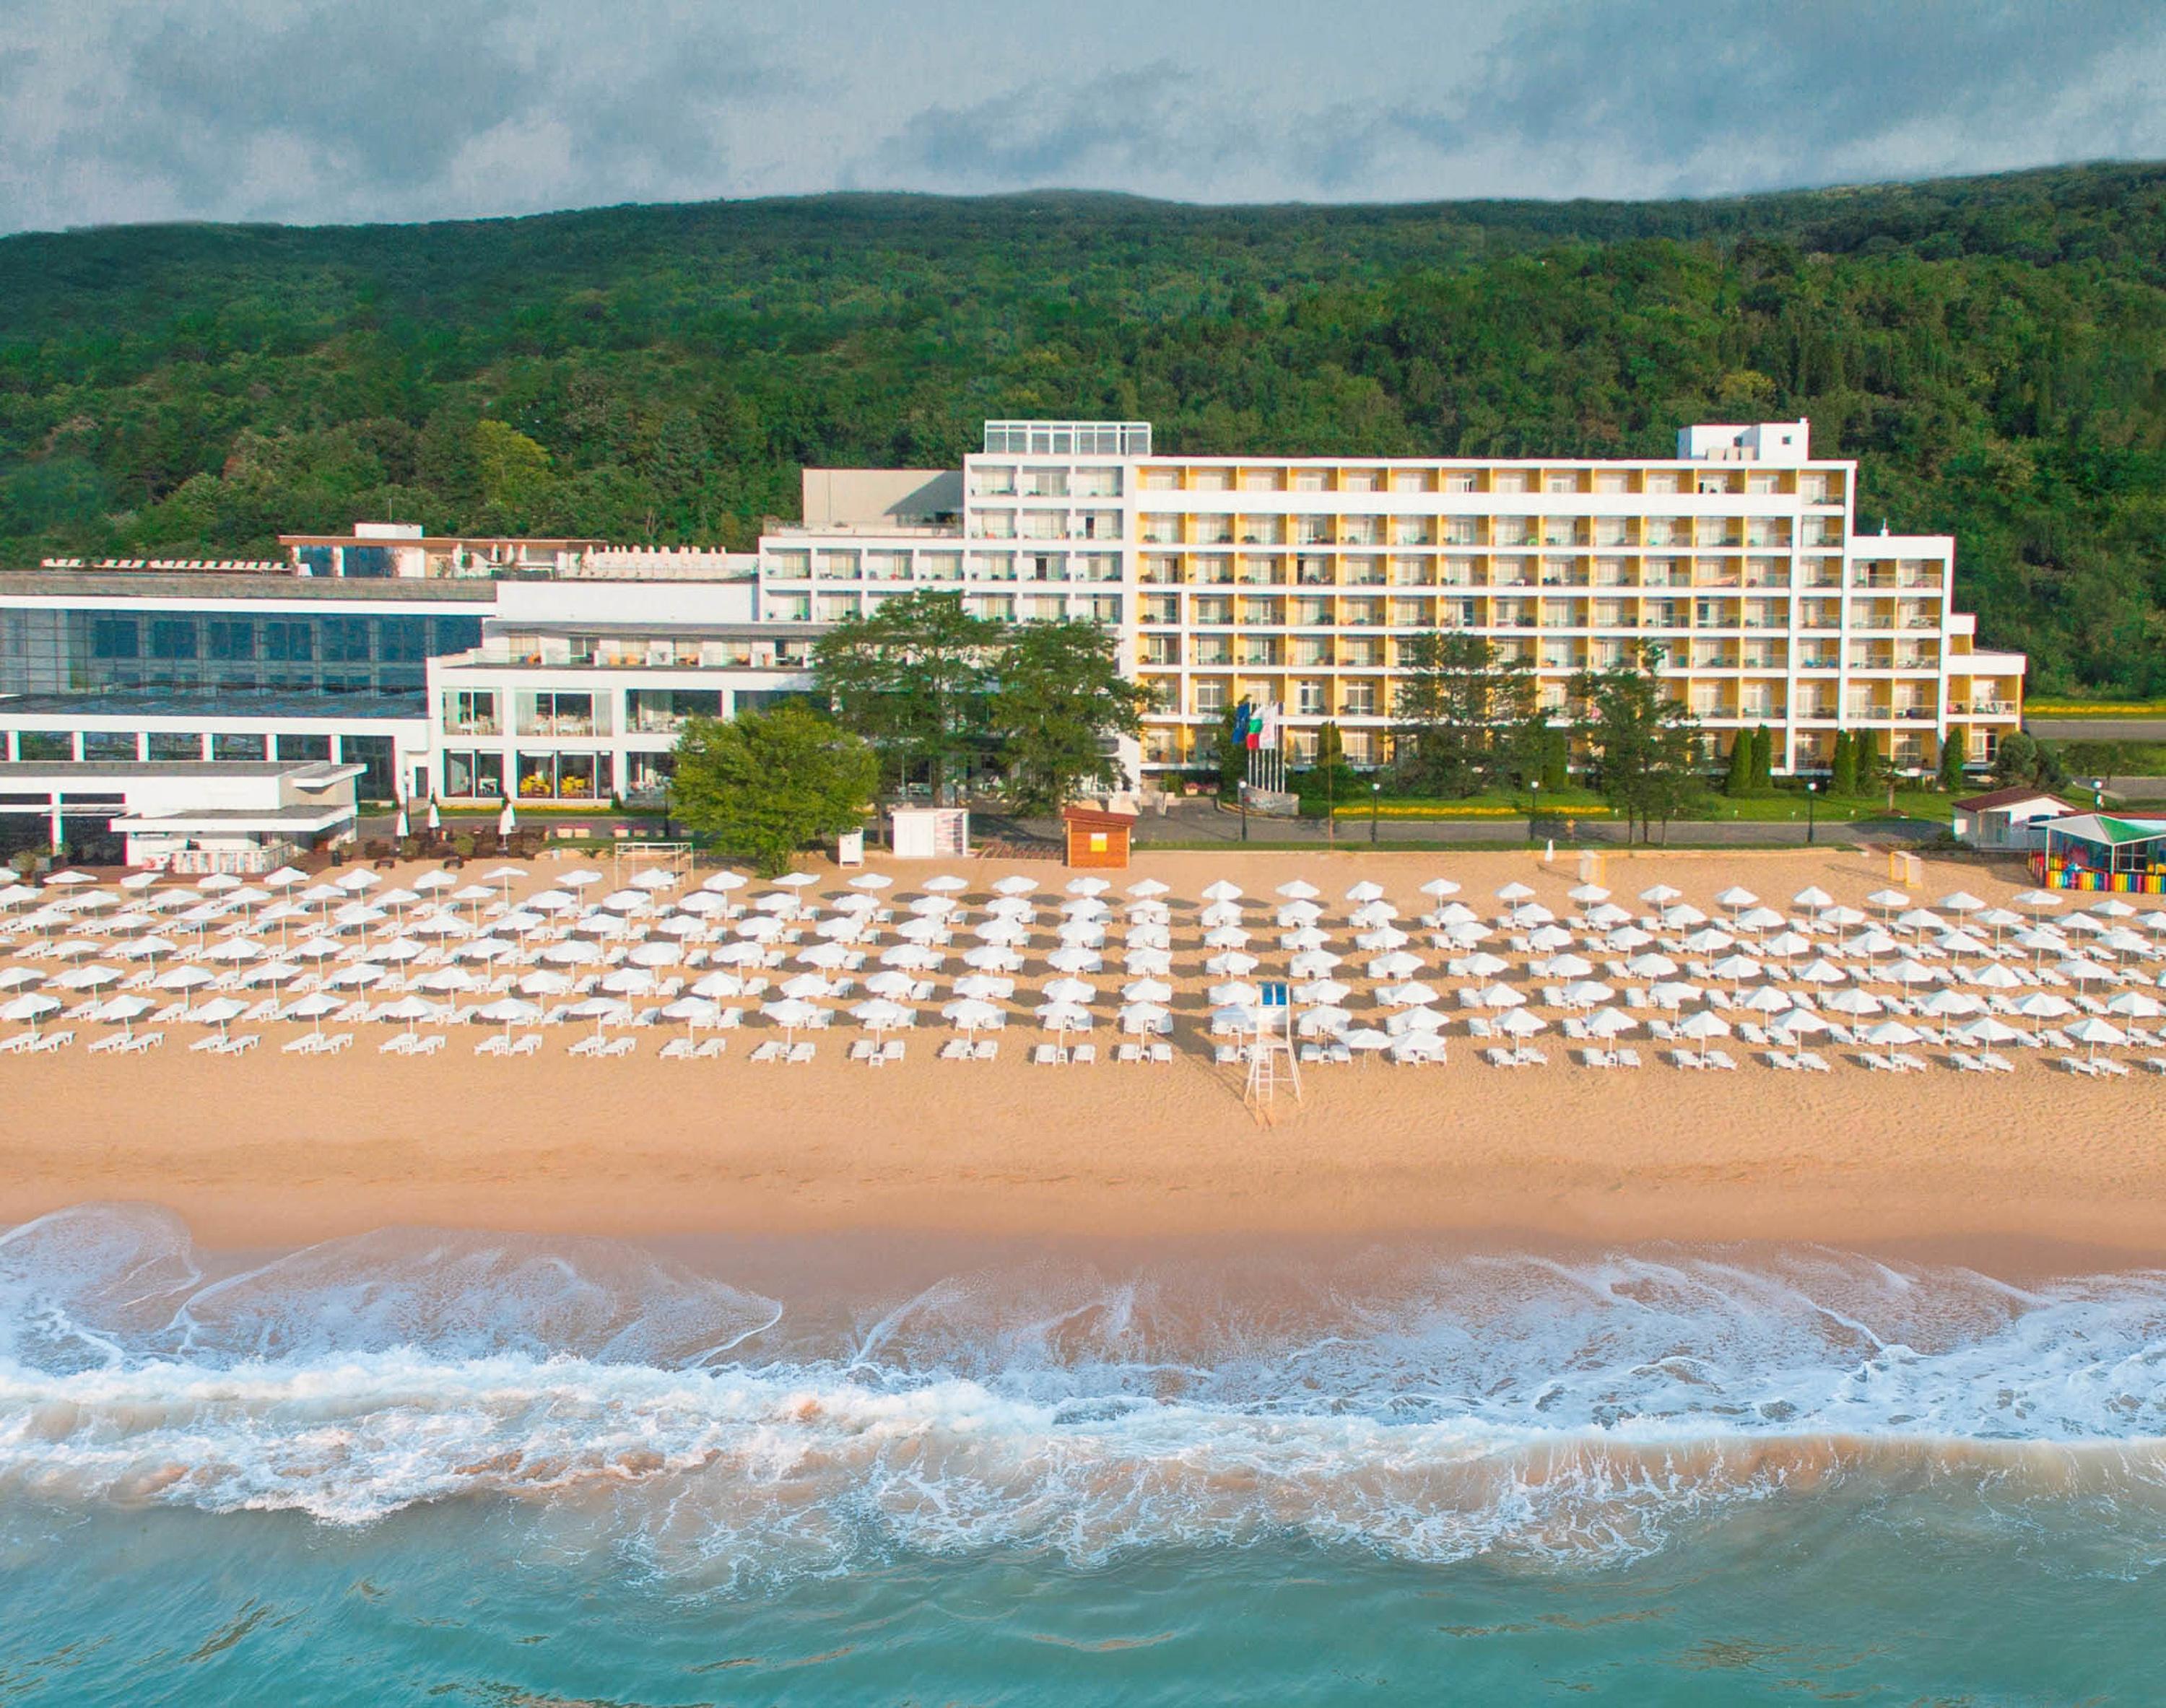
[1063,806,1139,870]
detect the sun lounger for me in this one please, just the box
[1669,1049,1702,1070]
[213,1034,259,1055]
[0,1032,35,1054]
[475,1034,512,1056]
[1765,1050,1798,1070]
[2096,1057,2131,1078]
[1484,1046,1518,1068]
[1071,1044,1094,1066]
[26,1029,72,1053]
[189,1034,225,1054]
[123,1030,165,1054]
[1034,1044,1062,1066]
[939,1038,970,1060]
[879,1039,905,1063]
[1580,1047,1612,1068]
[1705,1049,1738,1071]
[659,1037,697,1060]
[975,1039,1000,1062]
[598,1036,634,1058]
[848,1040,876,1062]
[506,1034,539,1057]
[567,1034,604,1058]
[749,1042,785,1064]
[1213,1043,1238,1065]
[2058,1055,2097,1077]
[1117,1042,1141,1063]
[87,1033,126,1055]
[1979,1051,2014,1073]
[786,1042,814,1063]
[1150,1041,1173,1065]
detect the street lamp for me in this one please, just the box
[1370,780,1382,845]
[1528,777,1541,843]
[1806,778,1817,846]
[2090,777,2105,811]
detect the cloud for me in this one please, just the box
[1,0,2164,232]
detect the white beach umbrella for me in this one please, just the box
[1676,1008,1729,1062]
[952,974,1015,1002]
[1820,905,1869,930]
[1042,976,1097,1006]
[1954,1014,2023,1049]
[895,917,948,944]
[0,967,43,991]
[1367,950,1424,981]
[1201,881,1243,903]
[1567,883,1611,905]
[1419,878,1463,899]
[1124,878,1171,899]
[1662,904,1708,929]
[2106,990,2165,1020]
[1494,1007,1547,1040]
[1471,982,1526,1008]
[1281,928,1329,953]
[1623,952,1679,980]
[1588,904,1634,931]
[796,941,853,970]
[851,998,913,1038]
[1585,1006,1637,1040]
[1207,980,1263,1008]
[325,962,391,990]
[1288,951,1341,980]
[859,969,917,999]
[1,991,59,1035]
[1557,980,1614,1009]
[1638,884,1682,906]
[1276,879,1321,900]
[690,971,749,1000]
[1205,951,1260,977]
[1355,928,1411,952]
[1708,954,1764,987]
[778,972,837,1001]
[1377,980,1440,1008]
[921,875,969,894]
[1300,1005,1354,1037]
[1792,957,1848,985]
[191,995,248,1040]
[969,945,1028,973]
[1761,930,1812,960]
[734,913,787,942]
[1865,888,1910,917]
[1791,885,1835,911]
[453,936,519,963]
[975,920,1031,947]
[1861,1019,1922,1051]
[92,993,155,1039]
[375,993,445,1036]
[1739,985,1793,1015]
[53,963,123,992]
[567,996,633,1037]
[992,876,1040,897]
[1121,975,1174,1004]
[539,939,601,967]
[518,970,575,999]
[1964,962,2024,991]
[1277,900,1325,926]
[627,941,682,969]
[1681,927,1734,955]
[942,997,1004,1035]
[1460,951,1512,979]
[1035,1001,1092,1034]
[1822,988,1884,1018]
[1713,885,1760,911]
[2011,889,2061,913]
[1118,1001,1171,1034]
[415,965,482,996]
[880,944,945,972]
[1292,978,1352,1005]
[599,967,659,998]
[1734,907,1786,934]
[848,873,895,892]
[1202,925,1252,951]
[1647,980,1702,1010]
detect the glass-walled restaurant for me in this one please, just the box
[0,607,484,695]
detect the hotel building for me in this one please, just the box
[756,419,2024,781]
[0,417,2024,855]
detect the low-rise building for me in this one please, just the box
[0,759,360,872]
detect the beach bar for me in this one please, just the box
[2032,812,2166,892]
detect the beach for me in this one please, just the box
[4,843,2163,1258]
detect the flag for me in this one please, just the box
[1258,702,1279,749]
[1233,700,1253,748]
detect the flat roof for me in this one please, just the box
[279,534,605,548]
[0,571,500,604]
[481,620,828,642]
[111,804,355,832]
[0,689,425,720]
[0,759,361,789]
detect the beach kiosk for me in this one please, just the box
[2035,813,2166,894]
[1063,805,1138,870]
[889,806,969,860]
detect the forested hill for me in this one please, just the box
[4,163,2166,693]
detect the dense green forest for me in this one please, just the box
[4,164,2166,693]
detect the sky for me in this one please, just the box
[3,0,2164,234]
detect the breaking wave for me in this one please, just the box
[4,1205,2166,1578]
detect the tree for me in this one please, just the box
[473,419,554,523]
[813,591,1002,803]
[1937,726,1967,791]
[1393,630,1540,798]
[1751,723,1774,793]
[1829,730,1857,797]
[669,706,875,877]
[986,618,1154,814]
[1991,729,2067,791]
[1850,728,1882,798]
[1212,701,1245,796]
[1538,725,1569,793]
[1570,645,1702,844]
[1723,731,1754,798]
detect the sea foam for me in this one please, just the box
[4,1205,2166,1575]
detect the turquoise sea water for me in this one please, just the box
[2,1206,2165,1704]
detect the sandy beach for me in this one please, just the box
[3,842,2163,1258]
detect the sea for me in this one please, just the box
[1,1204,2163,1704]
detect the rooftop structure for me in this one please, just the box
[0,759,361,873]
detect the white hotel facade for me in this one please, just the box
[757,418,2024,781]
[0,417,2023,845]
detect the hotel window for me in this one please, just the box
[1073,466,1121,497]
[1341,681,1377,717]
[1295,681,1327,715]
[1089,596,1121,625]
[973,465,1017,496]
[211,732,266,761]
[1341,729,1375,765]
[1025,554,1064,583]
[321,616,371,663]
[82,731,137,760]
[144,731,199,762]
[91,616,139,658]
[148,619,197,660]
[445,689,498,734]
[277,733,331,762]
[1024,467,1070,498]
[378,616,429,663]
[1193,679,1227,713]
[206,619,255,661]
